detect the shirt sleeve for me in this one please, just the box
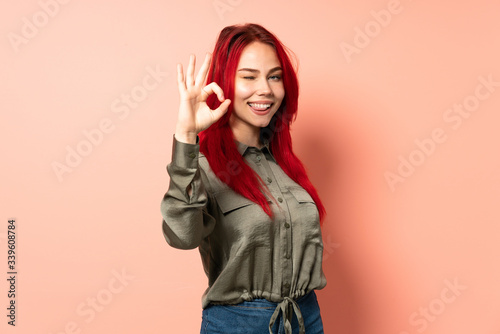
[160,136,216,250]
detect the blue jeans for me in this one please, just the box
[200,291,324,334]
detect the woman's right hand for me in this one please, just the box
[174,53,231,144]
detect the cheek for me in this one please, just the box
[234,83,253,101]
[273,82,285,100]
[275,86,285,105]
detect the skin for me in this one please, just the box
[175,41,284,148]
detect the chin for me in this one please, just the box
[253,117,274,129]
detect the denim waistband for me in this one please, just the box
[212,291,313,334]
[225,291,311,308]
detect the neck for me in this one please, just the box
[229,122,262,148]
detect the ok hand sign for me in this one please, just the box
[174,53,231,144]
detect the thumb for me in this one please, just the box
[211,99,231,122]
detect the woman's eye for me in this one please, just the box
[241,75,281,80]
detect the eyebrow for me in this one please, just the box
[237,66,282,74]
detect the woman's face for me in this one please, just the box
[230,41,285,142]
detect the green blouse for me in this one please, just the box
[161,136,327,333]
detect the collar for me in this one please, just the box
[235,139,275,162]
[235,140,250,156]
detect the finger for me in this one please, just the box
[201,82,225,101]
[210,99,231,122]
[186,54,195,87]
[195,53,211,87]
[177,63,186,92]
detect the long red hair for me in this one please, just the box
[199,23,326,222]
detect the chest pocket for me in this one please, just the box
[214,190,254,215]
[287,186,320,225]
[288,186,316,204]
[213,190,274,249]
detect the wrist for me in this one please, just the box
[174,129,198,144]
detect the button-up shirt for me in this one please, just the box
[161,137,327,333]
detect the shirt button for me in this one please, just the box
[286,253,291,259]
[256,155,262,162]
[278,197,283,203]
[284,223,290,229]
[188,152,196,159]
[266,177,272,184]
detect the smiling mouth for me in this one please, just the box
[248,102,273,113]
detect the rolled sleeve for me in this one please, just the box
[171,135,199,169]
[161,136,215,250]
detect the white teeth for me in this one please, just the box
[249,103,271,109]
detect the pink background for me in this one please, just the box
[2,1,500,333]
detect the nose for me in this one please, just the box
[256,77,273,96]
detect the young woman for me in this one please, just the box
[161,23,327,334]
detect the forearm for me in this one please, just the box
[160,136,215,249]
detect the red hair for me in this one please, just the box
[199,23,326,222]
